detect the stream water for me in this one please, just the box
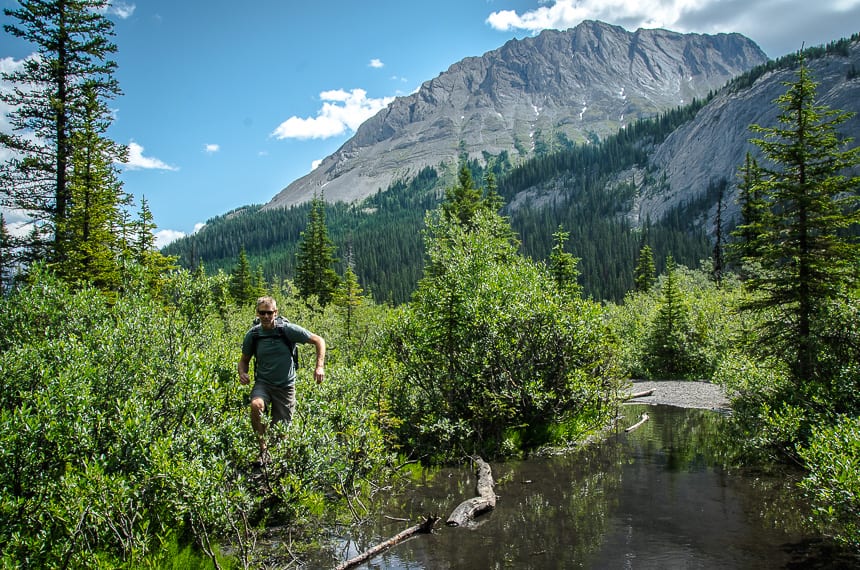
[309,404,855,569]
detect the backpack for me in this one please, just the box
[249,315,299,370]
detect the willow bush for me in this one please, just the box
[0,265,395,568]
[384,211,622,462]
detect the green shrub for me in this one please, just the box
[798,415,860,549]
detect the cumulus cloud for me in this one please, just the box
[124,142,178,171]
[369,58,384,68]
[106,1,136,19]
[154,228,185,249]
[486,0,704,33]
[271,88,394,140]
[204,143,220,153]
[484,0,860,57]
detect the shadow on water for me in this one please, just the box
[310,405,857,569]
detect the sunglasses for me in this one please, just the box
[257,310,276,316]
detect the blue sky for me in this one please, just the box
[2,0,859,247]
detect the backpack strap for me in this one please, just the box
[249,318,299,369]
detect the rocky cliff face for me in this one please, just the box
[631,39,860,232]
[265,20,768,210]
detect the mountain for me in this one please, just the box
[165,31,860,304]
[265,20,768,210]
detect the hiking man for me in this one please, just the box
[238,296,326,458]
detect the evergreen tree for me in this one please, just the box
[0,0,122,262]
[0,213,13,295]
[295,194,340,306]
[442,163,485,229]
[645,256,702,379]
[711,181,725,286]
[634,245,656,292]
[742,58,860,382]
[548,226,581,297]
[128,197,176,289]
[56,82,129,290]
[229,247,255,305]
[729,152,765,265]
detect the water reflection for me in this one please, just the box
[312,405,852,569]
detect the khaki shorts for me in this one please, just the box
[250,382,296,425]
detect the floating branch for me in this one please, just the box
[335,515,439,570]
[624,413,650,433]
[446,456,497,527]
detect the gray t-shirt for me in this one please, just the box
[242,321,312,387]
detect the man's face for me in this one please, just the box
[256,303,278,329]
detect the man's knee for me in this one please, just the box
[250,397,266,414]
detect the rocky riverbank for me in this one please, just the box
[626,379,731,412]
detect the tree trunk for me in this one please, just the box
[446,456,496,527]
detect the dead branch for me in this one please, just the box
[624,413,650,433]
[446,457,496,527]
[623,388,655,400]
[335,515,439,570]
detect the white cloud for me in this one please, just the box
[204,143,220,153]
[369,58,384,68]
[124,142,178,171]
[107,1,136,19]
[154,228,185,249]
[486,0,713,34]
[311,158,322,170]
[271,88,394,140]
[193,222,206,233]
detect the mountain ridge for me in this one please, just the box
[264,20,768,210]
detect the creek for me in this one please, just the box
[310,404,855,569]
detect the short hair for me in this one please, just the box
[255,296,277,310]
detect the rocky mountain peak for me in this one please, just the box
[265,20,768,210]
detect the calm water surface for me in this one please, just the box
[309,405,855,569]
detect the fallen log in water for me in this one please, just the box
[624,413,650,433]
[446,456,496,527]
[335,515,439,570]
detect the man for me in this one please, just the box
[238,296,326,460]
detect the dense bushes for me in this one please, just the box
[384,211,622,461]
[0,265,395,568]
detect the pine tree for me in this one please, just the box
[729,152,765,265]
[442,163,485,229]
[711,181,725,286]
[634,245,656,292]
[743,57,860,381]
[56,82,129,290]
[295,194,340,306]
[230,247,255,305]
[0,213,13,295]
[0,0,122,262]
[548,226,581,297]
[129,197,177,288]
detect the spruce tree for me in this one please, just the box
[56,82,129,290]
[295,194,340,306]
[0,213,13,295]
[634,245,656,292]
[229,247,255,305]
[548,226,581,297]
[0,0,122,261]
[742,57,860,382]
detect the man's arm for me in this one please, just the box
[308,333,326,384]
[238,353,252,385]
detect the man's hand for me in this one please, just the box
[314,365,324,384]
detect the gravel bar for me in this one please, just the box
[624,379,731,412]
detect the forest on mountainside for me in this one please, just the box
[163,33,860,306]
